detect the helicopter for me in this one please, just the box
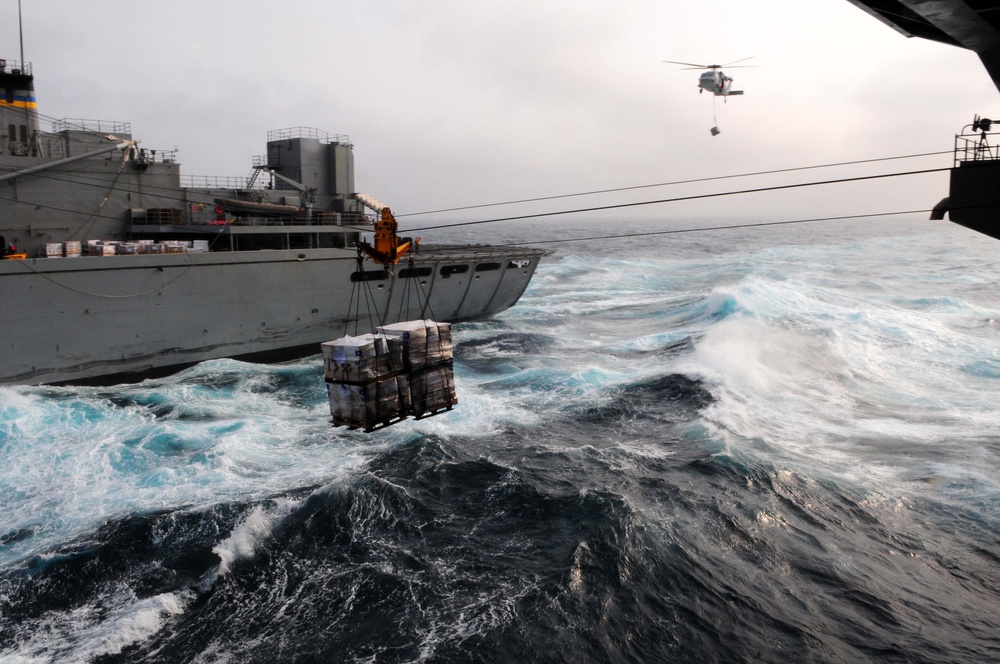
[662,58,755,98]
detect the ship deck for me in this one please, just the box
[409,243,554,262]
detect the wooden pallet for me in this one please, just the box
[411,401,458,421]
[330,414,407,432]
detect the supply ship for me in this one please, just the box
[0,58,550,385]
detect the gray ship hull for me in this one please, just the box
[1,244,547,386]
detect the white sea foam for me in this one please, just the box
[212,497,300,577]
[665,238,1000,493]
[0,361,370,567]
[1,588,193,664]
[1,494,304,662]
[514,228,1000,499]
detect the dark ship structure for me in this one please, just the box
[846,0,1000,240]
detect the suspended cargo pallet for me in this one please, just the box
[322,321,457,431]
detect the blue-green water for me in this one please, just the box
[2,216,999,662]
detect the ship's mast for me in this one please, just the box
[18,0,24,65]
[18,0,29,141]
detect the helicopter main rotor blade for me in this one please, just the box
[662,60,718,69]
[722,56,756,66]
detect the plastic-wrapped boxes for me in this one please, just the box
[84,240,113,256]
[407,364,458,417]
[323,320,457,431]
[321,334,403,384]
[322,333,406,430]
[326,375,407,428]
[377,320,456,418]
[377,320,453,370]
[70,239,209,257]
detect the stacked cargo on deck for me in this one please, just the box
[37,239,212,256]
[322,320,457,431]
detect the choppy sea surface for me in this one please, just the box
[1,215,999,663]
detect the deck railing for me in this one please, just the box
[182,174,264,190]
[0,59,31,75]
[955,127,1000,165]
[51,118,131,135]
[266,127,350,145]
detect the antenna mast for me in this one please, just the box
[18,0,24,64]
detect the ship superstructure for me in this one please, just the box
[0,59,550,385]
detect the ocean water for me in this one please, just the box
[1,215,999,663]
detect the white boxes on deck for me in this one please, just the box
[44,243,63,258]
[161,241,186,254]
[84,240,111,256]
[64,241,81,257]
[84,240,116,256]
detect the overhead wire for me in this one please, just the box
[394,150,952,218]
[403,167,951,233]
[510,209,935,246]
[8,249,216,298]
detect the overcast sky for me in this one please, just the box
[2,0,998,225]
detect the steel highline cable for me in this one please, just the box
[403,168,951,232]
[395,151,951,218]
[514,209,935,246]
